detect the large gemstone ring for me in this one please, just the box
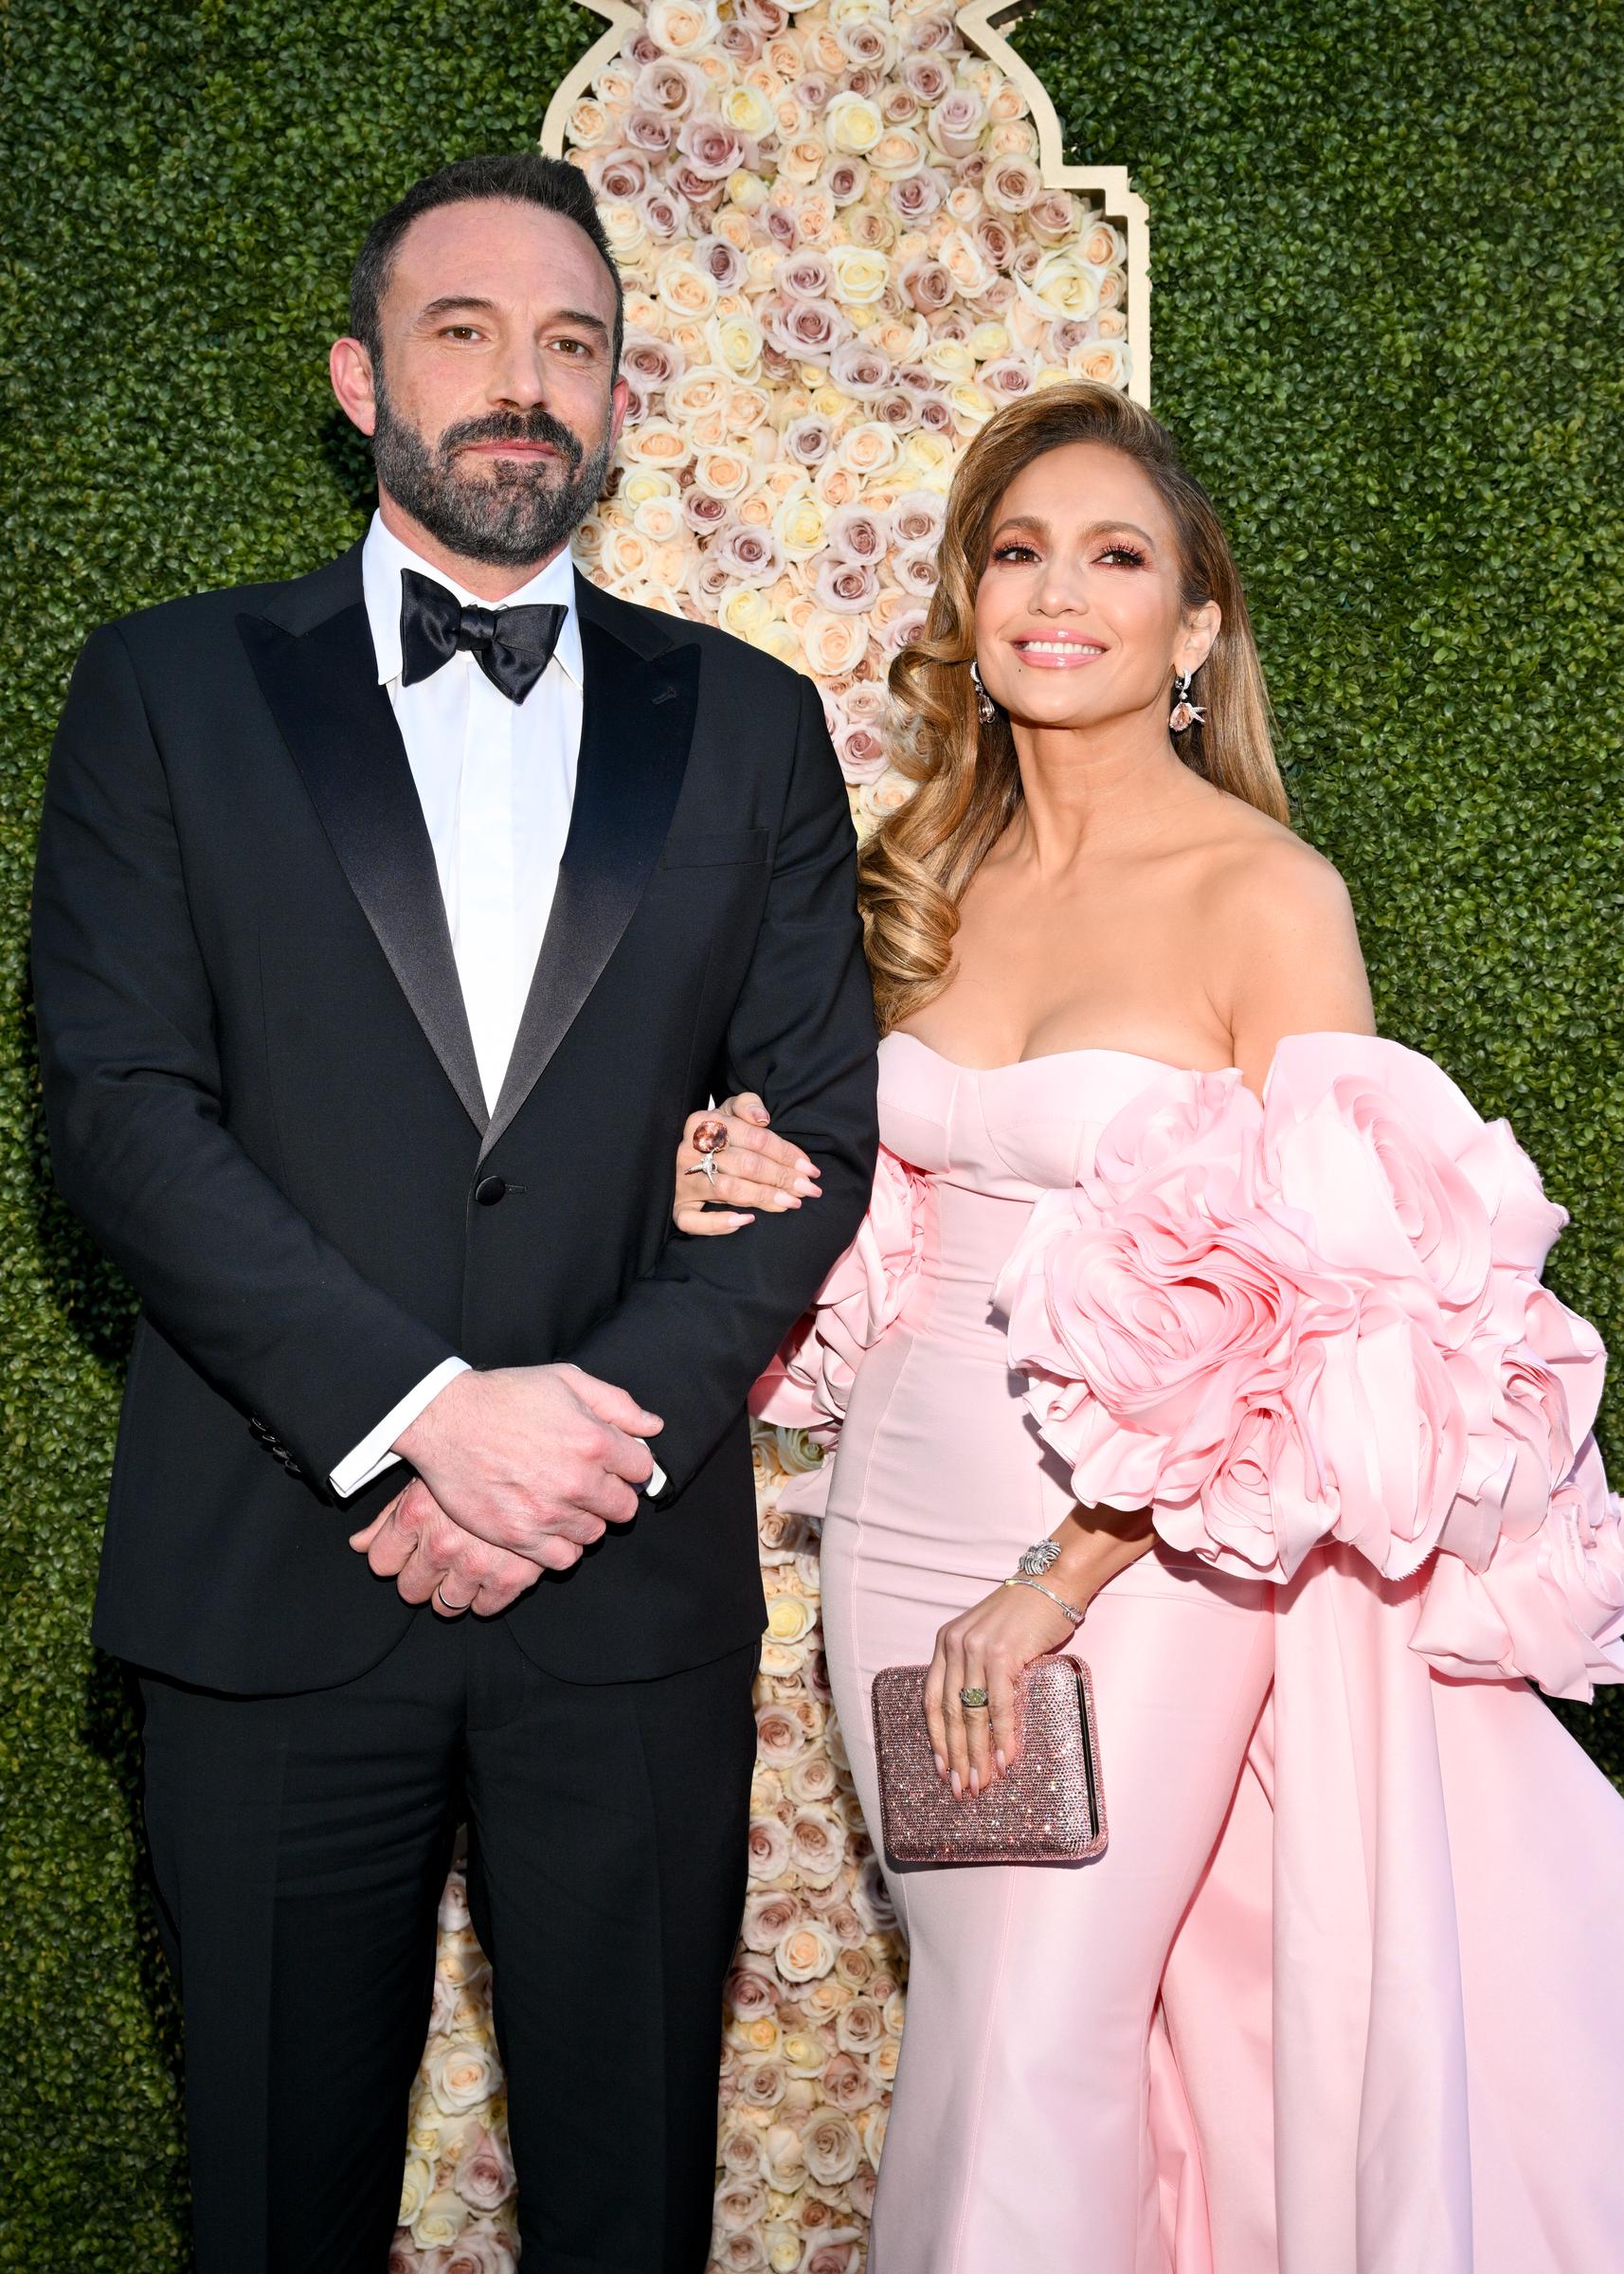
[958,1685,990,1710]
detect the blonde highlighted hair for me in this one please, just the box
[859,381,1288,1035]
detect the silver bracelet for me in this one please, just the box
[1002,1574,1085,1626]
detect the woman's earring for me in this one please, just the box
[1168,670,1205,733]
[969,659,996,725]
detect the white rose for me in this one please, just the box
[767,2223,804,2274]
[425,2039,501,2120]
[1019,248,1101,321]
[398,2156,433,2229]
[618,418,691,469]
[775,1917,839,1982]
[947,379,996,431]
[719,587,776,641]
[412,2188,470,2249]
[835,420,898,478]
[921,336,975,384]
[656,260,718,319]
[713,314,766,377]
[719,81,775,138]
[1067,337,1128,388]
[566,99,611,149]
[598,200,650,262]
[753,620,803,666]
[765,1592,815,1645]
[828,244,891,306]
[772,493,829,559]
[647,0,720,56]
[824,91,884,154]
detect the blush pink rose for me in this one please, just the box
[451,2127,514,2214]
[442,2229,514,2274]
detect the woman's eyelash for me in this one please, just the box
[988,540,1149,567]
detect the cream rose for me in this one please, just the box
[719,587,776,641]
[766,1591,816,1644]
[801,609,870,678]
[772,492,829,558]
[1068,337,1128,388]
[719,81,776,138]
[567,99,611,149]
[412,2188,470,2249]
[824,90,885,154]
[1020,247,1102,321]
[803,2110,862,2188]
[759,2121,808,2193]
[425,2039,501,2120]
[776,1917,839,1983]
[828,244,891,305]
[398,2156,433,2229]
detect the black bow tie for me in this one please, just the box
[398,568,568,704]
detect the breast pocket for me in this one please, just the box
[658,824,769,870]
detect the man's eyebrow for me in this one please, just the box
[415,296,611,340]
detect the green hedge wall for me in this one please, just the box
[1,0,1618,2260]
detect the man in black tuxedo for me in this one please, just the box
[31,152,877,2272]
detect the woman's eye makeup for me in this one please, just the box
[987,535,1150,567]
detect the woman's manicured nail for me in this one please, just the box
[933,1752,947,1779]
[793,1177,821,1198]
[949,1771,962,1800]
[968,1769,981,1796]
[773,1193,800,1209]
[995,1748,1007,1773]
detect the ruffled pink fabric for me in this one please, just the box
[750,1144,931,1446]
[998,1033,1622,1701]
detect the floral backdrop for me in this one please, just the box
[389,0,1133,2265]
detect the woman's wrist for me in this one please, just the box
[1044,1507,1155,1605]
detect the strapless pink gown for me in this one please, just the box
[768,1034,1624,2274]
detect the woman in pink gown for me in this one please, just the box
[674,381,1624,2272]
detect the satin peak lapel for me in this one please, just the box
[238,601,488,1132]
[482,617,700,1157]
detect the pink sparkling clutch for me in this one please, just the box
[871,1656,1108,1866]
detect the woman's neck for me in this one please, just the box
[1004,713,1204,875]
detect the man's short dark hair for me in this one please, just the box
[349,152,624,371]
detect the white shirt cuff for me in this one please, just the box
[645,1455,669,1500]
[329,1356,472,1499]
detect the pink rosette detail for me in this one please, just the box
[1412,1436,1624,1699]
[751,1146,931,1446]
[999,1033,1619,1693]
[997,1068,1379,1579]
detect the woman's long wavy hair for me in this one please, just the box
[859,381,1288,1035]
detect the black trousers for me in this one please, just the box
[138,1614,760,2274]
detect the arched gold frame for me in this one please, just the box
[539,0,1151,403]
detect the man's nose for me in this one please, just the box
[487,338,551,411]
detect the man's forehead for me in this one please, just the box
[390,199,613,310]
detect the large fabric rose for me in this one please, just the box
[751,1144,930,1445]
[998,1035,1621,1695]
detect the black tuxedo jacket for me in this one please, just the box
[31,543,878,1694]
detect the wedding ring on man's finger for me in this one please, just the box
[435,1583,474,1615]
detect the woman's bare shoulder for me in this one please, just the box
[1189,799,1374,1061]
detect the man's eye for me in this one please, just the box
[441,326,481,342]
[551,337,590,355]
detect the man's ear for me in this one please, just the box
[330,336,379,438]
[607,370,631,453]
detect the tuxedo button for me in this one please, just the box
[474,1176,508,1207]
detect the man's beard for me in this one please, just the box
[370,377,615,568]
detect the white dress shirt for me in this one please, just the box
[331,513,585,1498]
